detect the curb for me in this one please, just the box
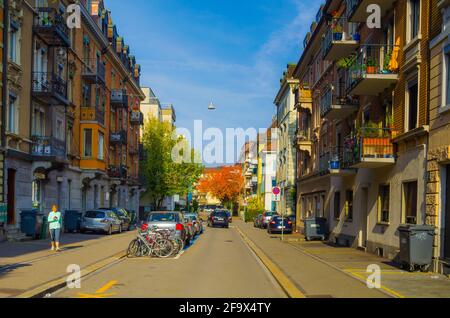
[15,250,127,298]
[235,226,306,299]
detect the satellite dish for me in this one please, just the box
[208,102,216,110]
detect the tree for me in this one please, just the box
[245,197,264,222]
[141,118,203,210]
[197,165,244,209]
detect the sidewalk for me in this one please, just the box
[0,231,135,297]
[234,220,450,298]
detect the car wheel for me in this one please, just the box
[107,226,112,235]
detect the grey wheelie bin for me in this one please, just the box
[304,217,328,241]
[64,210,82,233]
[20,209,39,238]
[398,225,435,272]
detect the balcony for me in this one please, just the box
[295,88,313,113]
[343,127,395,169]
[108,165,128,179]
[130,111,144,125]
[322,17,359,61]
[82,58,106,85]
[33,7,70,47]
[346,44,399,96]
[32,72,69,106]
[111,89,128,109]
[319,147,356,176]
[81,107,105,125]
[110,131,127,145]
[295,129,313,155]
[320,84,358,120]
[31,136,66,161]
[347,0,394,23]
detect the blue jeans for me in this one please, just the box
[50,228,61,243]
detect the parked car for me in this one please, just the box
[254,214,263,228]
[99,207,131,231]
[80,210,122,235]
[215,209,232,223]
[146,211,191,245]
[185,213,204,235]
[208,211,229,228]
[261,211,279,229]
[267,216,293,234]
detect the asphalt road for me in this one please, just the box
[51,226,287,298]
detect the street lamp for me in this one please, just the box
[208,102,216,110]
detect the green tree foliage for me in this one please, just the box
[245,197,264,222]
[141,118,203,210]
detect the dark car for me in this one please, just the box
[267,216,293,234]
[208,211,229,228]
[215,209,232,223]
[99,208,131,231]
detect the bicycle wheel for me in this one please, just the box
[127,239,140,258]
[155,239,174,258]
[172,237,184,255]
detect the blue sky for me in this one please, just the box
[106,0,321,163]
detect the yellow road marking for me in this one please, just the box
[96,280,118,294]
[77,280,118,298]
[77,293,116,298]
[235,227,305,298]
[346,270,406,298]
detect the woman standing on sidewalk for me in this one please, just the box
[48,205,62,252]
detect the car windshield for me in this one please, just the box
[212,212,228,218]
[84,211,105,219]
[148,213,178,222]
[265,212,277,217]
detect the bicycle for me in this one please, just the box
[127,228,174,258]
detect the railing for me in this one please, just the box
[295,88,312,109]
[31,136,66,158]
[322,17,359,57]
[108,165,128,179]
[111,89,128,107]
[297,129,311,142]
[343,127,395,167]
[320,84,358,118]
[346,44,400,92]
[319,147,349,174]
[34,7,69,45]
[32,72,68,99]
[110,131,127,145]
[82,58,106,83]
[81,107,105,125]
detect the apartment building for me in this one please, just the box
[428,0,450,274]
[257,120,277,211]
[2,0,144,240]
[274,64,298,217]
[0,0,7,236]
[241,141,258,198]
[295,0,434,264]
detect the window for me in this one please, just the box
[83,129,93,157]
[407,77,418,131]
[378,185,390,223]
[9,22,19,63]
[334,192,341,220]
[444,47,450,108]
[408,0,420,41]
[56,119,63,140]
[67,124,73,156]
[403,181,418,224]
[7,94,18,134]
[345,190,353,222]
[98,132,104,160]
[32,107,45,136]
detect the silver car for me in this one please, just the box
[81,210,122,235]
[146,212,191,245]
[185,213,204,236]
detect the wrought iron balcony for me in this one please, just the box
[31,136,66,161]
[346,44,399,96]
[322,17,359,61]
[110,131,127,145]
[130,111,144,125]
[81,107,105,125]
[295,129,313,155]
[82,58,106,85]
[32,72,69,106]
[343,127,395,168]
[33,7,70,47]
[319,147,357,176]
[111,89,128,109]
[294,88,313,113]
[320,84,358,120]
[108,165,128,179]
[346,0,394,23]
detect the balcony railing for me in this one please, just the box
[111,89,128,108]
[108,165,128,179]
[82,58,106,85]
[295,88,313,112]
[343,127,395,168]
[130,111,144,125]
[33,7,70,47]
[320,84,358,120]
[81,107,105,125]
[32,72,69,106]
[346,44,400,96]
[322,17,359,61]
[347,0,393,23]
[110,131,127,145]
[31,136,66,160]
[295,129,313,155]
[319,147,356,176]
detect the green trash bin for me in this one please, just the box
[20,210,39,238]
[40,216,49,240]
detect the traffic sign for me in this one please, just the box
[272,187,281,202]
[272,187,281,195]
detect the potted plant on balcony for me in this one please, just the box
[382,50,393,74]
[366,57,377,74]
[332,23,343,41]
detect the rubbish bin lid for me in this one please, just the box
[398,224,435,232]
